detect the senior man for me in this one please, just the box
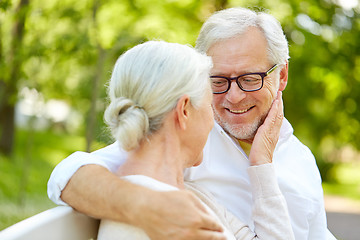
[48,7,334,240]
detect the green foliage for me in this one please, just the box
[322,162,360,201]
[0,0,12,11]
[0,128,106,230]
[277,0,360,180]
[1,0,360,230]
[0,0,359,194]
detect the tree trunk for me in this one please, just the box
[0,0,29,156]
[85,47,106,152]
[85,0,106,152]
[0,103,15,156]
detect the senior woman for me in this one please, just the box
[97,41,294,240]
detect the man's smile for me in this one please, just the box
[226,106,255,114]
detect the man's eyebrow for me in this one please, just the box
[210,70,256,76]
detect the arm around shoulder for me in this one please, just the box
[60,164,146,222]
[47,143,125,205]
[47,151,114,205]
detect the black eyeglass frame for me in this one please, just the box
[210,64,279,94]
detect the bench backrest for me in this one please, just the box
[0,206,99,240]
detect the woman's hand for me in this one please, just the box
[249,91,284,166]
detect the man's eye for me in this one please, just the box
[241,76,261,85]
[243,78,259,82]
[211,79,227,86]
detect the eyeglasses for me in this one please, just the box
[210,64,278,94]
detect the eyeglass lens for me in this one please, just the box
[211,73,263,93]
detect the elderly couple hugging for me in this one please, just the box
[48,7,335,240]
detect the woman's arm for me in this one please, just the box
[228,91,293,239]
[245,164,295,240]
[246,91,294,239]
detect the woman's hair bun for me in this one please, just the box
[104,97,149,151]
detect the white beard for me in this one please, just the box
[213,109,266,141]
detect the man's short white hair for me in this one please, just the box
[196,7,290,65]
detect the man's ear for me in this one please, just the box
[175,95,191,130]
[279,62,288,91]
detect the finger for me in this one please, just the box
[276,91,284,120]
[190,191,210,214]
[177,191,224,232]
[263,91,283,130]
[274,91,284,130]
[267,91,282,122]
[199,211,224,232]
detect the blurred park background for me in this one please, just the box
[0,0,360,234]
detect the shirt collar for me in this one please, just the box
[278,118,294,144]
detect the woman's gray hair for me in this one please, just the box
[104,41,213,151]
[196,7,290,65]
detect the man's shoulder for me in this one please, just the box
[91,141,125,157]
[280,130,315,160]
[275,129,322,194]
[278,118,314,155]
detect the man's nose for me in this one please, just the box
[225,81,246,103]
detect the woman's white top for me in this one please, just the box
[97,164,295,240]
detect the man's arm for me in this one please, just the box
[60,164,226,240]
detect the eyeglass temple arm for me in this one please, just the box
[265,64,278,76]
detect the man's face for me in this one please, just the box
[207,27,287,142]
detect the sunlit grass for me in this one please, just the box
[0,197,56,231]
[0,156,55,230]
[0,129,92,230]
[322,162,360,201]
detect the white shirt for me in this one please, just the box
[47,118,331,240]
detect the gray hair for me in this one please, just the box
[196,7,290,65]
[104,41,213,151]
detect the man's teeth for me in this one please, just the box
[229,107,251,114]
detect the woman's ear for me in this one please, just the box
[175,95,191,130]
[279,62,288,91]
